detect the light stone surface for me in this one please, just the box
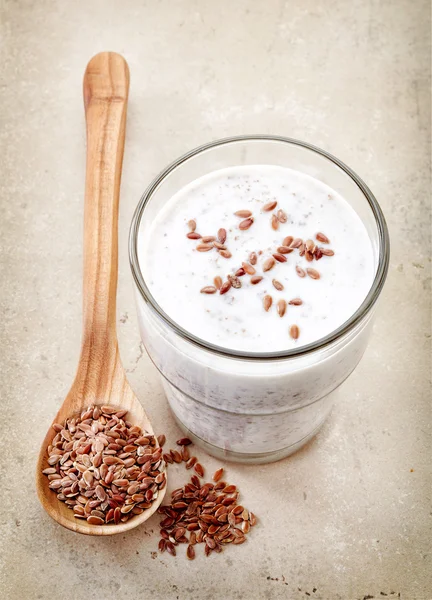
[0,1,430,599]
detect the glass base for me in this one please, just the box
[171,412,328,464]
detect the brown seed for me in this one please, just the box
[166,541,176,556]
[190,532,197,545]
[283,236,294,247]
[277,246,293,254]
[196,243,213,252]
[170,449,183,463]
[219,281,232,295]
[316,232,330,244]
[223,485,237,494]
[157,434,166,447]
[194,463,204,477]
[200,286,217,294]
[249,252,257,265]
[314,247,323,260]
[273,253,287,263]
[214,241,226,250]
[163,453,173,464]
[213,468,224,482]
[277,209,287,223]
[219,249,232,259]
[277,299,287,317]
[289,298,303,306]
[239,217,254,230]
[296,266,306,278]
[186,456,197,469]
[242,262,256,275]
[250,276,263,285]
[263,257,276,272]
[321,248,334,256]
[305,250,314,262]
[271,214,279,230]
[202,235,216,243]
[263,201,277,211]
[186,544,196,560]
[299,243,305,257]
[218,228,227,244]
[176,437,192,446]
[228,274,242,289]
[272,279,284,291]
[263,295,273,312]
[234,210,252,218]
[241,520,251,534]
[235,267,246,277]
[187,219,196,232]
[186,232,201,240]
[289,324,300,340]
[158,539,167,553]
[249,512,257,526]
[214,276,223,290]
[87,516,104,525]
[305,239,315,252]
[181,446,190,461]
[290,238,303,248]
[306,268,320,280]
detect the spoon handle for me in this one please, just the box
[81,53,129,369]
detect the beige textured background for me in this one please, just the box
[0,1,431,599]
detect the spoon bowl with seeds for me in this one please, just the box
[36,52,166,535]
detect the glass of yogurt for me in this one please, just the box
[129,136,389,463]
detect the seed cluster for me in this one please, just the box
[188,207,335,341]
[158,438,257,559]
[42,405,167,525]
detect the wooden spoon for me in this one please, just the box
[36,52,166,535]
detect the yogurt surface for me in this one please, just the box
[139,165,375,352]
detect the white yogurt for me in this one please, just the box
[140,165,374,352]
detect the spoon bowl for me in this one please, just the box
[36,52,166,535]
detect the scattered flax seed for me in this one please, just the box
[43,405,167,525]
[283,236,293,247]
[186,457,197,469]
[321,248,335,256]
[263,200,277,211]
[306,268,320,280]
[250,275,263,285]
[234,210,252,218]
[200,286,217,294]
[202,236,216,243]
[290,238,303,249]
[163,453,174,464]
[158,434,166,447]
[277,209,287,223]
[187,232,201,240]
[228,275,242,289]
[239,217,254,230]
[263,257,276,272]
[249,252,257,265]
[277,246,293,254]
[289,324,300,340]
[214,276,223,290]
[316,232,330,244]
[213,468,224,482]
[188,219,197,232]
[219,280,232,295]
[214,241,226,250]
[181,446,190,461]
[235,267,246,277]
[196,243,213,252]
[272,279,284,291]
[263,295,273,312]
[273,253,287,263]
[242,262,256,275]
[296,266,306,278]
[176,438,192,446]
[299,243,305,257]
[289,298,303,306]
[218,228,227,244]
[219,249,232,259]
[194,463,204,477]
[170,449,183,463]
[158,440,256,559]
[305,239,315,252]
[314,247,323,260]
[277,299,287,317]
[305,250,314,262]
[271,214,279,230]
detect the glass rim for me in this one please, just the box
[129,134,390,361]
